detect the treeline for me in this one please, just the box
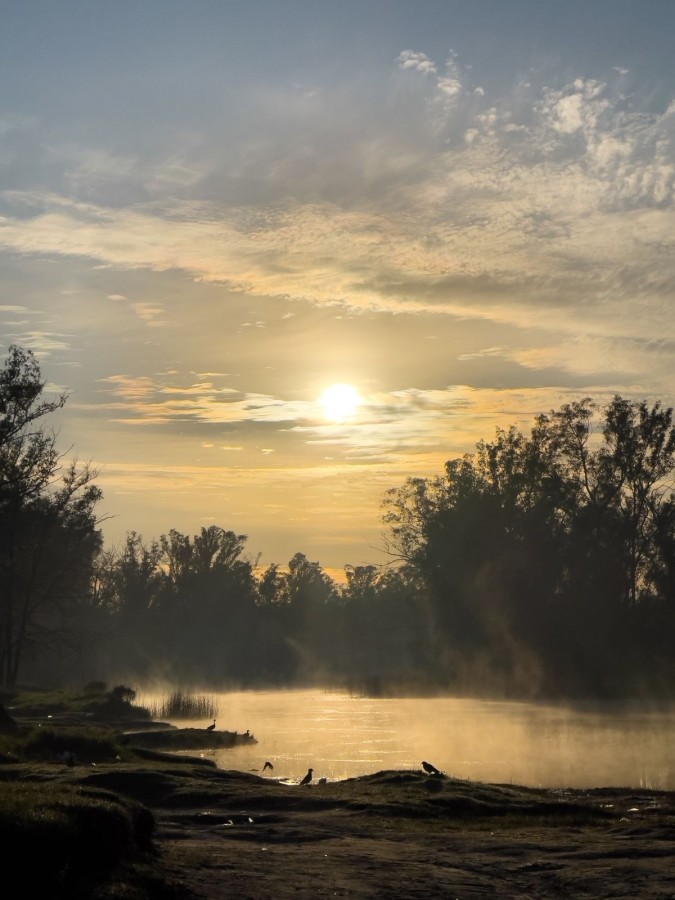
[89,530,422,690]
[2,344,675,699]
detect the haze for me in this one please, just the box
[138,688,675,789]
[2,1,675,571]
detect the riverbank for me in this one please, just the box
[3,686,675,897]
[63,760,675,898]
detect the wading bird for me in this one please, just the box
[300,767,313,785]
[422,760,441,775]
[206,719,216,731]
[263,761,274,772]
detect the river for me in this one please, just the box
[137,688,675,790]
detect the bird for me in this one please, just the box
[206,718,216,731]
[422,760,441,775]
[299,767,313,785]
[263,761,274,772]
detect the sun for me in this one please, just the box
[318,383,363,422]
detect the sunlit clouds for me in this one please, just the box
[1,69,674,331]
[2,1,675,568]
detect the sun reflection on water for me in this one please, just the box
[137,688,675,789]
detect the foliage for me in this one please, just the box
[382,395,675,697]
[0,345,103,687]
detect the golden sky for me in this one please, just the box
[2,1,675,572]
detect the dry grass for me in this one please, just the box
[145,692,218,721]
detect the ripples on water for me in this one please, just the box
[137,689,675,790]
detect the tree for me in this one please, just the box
[154,526,258,682]
[0,345,102,686]
[602,396,675,605]
[283,552,341,678]
[339,565,427,691]
[382,395,675,698]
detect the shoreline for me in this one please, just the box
[141,765,675,898]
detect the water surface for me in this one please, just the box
[138,689,675,789]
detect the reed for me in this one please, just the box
[148,691,218,720]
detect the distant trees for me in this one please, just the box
[156,525,258,681]
[339,565,427,691]
[0,346,102,686]
[91,525,258,682]
[5,350,675,702]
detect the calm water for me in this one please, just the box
[137,688,675,790]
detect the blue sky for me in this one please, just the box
[2,1,675,573]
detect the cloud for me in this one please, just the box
[458,347,506,361]
[105,292,165,325]
[1,60,675,373]
[0,330,74,355]
[130,302,165,325]
[396,50,437,75]
[93,372,309,427]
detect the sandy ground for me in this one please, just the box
[125,769,675,899]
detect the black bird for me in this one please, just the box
[206,718,216,731]
[263,761,274,772]
[299,767,313,785]
[421,760,441,775]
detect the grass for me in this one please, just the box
[144,691,218,720]
[0,780,155,892]
[0,684,193,900]
[0,739,161,899]
[0,723,136,765]
[1,682,152,722]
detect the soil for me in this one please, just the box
[83,763,675,899]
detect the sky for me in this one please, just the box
[2,0,675,576]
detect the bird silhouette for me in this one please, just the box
[206,718,216,731]
[421,760,441,775]
[299,767,313,785]
[263,761,274,772]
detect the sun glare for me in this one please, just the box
[319,383,363,422]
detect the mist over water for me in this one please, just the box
[138,689,675,790]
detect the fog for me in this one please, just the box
[136,689,675,789]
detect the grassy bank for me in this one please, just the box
[2,686,675,898]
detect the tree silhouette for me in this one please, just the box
[0,346,102,686]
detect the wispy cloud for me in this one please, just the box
[0,63,673,353]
